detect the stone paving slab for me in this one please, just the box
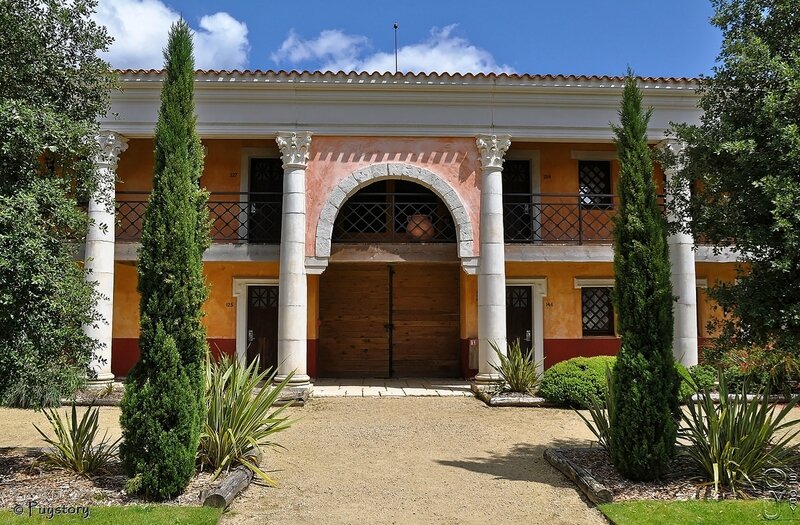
[310,379,473,398]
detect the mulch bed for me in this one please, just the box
[0,447,224,509]
[63,384,126,407]
[560,446,796,501]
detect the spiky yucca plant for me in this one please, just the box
[34,404,120,476]
[577,365,616,453]
[680,372,800,497]
[199,355,294,485]
[489,339,543,395]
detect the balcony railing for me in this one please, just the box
[117,192,282,243]
[332,192,456,243]
[503,193,665,244]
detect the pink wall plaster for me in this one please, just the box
[305,136,482,257]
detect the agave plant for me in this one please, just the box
[199,355,294,485]
[680,371,800,496]
[576,364,615,453]
[33,404,120,476]
[489,339,543,395]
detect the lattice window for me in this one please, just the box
[507,287,530,308]
[502,160,531,193]
[579,160,612,208]
[249,287,278,308]
[581,287,615,336]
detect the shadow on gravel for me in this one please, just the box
[435,438,586,484]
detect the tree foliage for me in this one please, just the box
[0,0,115,407]
[609,72,679,481]
[119,20,210,500]
[672,0,800,352]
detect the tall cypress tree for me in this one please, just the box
[608,72,679,480]
[119,20,210,500]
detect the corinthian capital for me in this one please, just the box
[95,130,128,171]
[476,134,511,171]
[276,131,313,169]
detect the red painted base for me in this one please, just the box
[112,337,236,377]
[543,338,621,369]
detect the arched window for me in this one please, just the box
[332,180,456,243]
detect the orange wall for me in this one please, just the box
[459,271,478,339]
[507,261,614,339]
[696,262,738,338]
[112,261,279,339]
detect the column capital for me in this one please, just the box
[476,134,511,171]
[276,131,313,169]
[95,130,129,171]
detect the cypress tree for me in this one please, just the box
[119,20,210,500]
[608,72,679,480]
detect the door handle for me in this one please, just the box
[248,329,254,343]
[525,329,532,342]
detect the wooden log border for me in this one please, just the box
[543,447,613,505]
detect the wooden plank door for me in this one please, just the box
[246,285,279,373]
[319,264,389,377]
[506,285,533,353]
[391,264,460,377]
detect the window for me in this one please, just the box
[581,287,615,336]
[579,160,612,208]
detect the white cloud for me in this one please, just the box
[271,29,368,71]
[271,24,513,74]
[95,0,250,70]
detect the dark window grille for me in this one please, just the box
[248,158,283,243]
[579,160,612,209]
[581,287,615,336]
[332,181,456,243]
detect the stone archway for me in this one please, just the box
[314,162,475,261]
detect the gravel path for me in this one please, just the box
[0,398,605,524]
[223,397,605,525]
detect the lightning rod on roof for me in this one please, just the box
[393,22,399,74]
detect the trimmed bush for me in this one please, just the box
[541,356,696,408]
[539,356,616,408]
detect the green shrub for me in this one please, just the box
[119,21,210,500]
[539,356,616,408]
[680,371,800,496]
[576,364,616,453]
[199,355,294,485]
[689,364,718,392]
[541,356,696,408]
[489,339,543,395]
[34,404,120,476]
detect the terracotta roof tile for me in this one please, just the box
[115,69,699,86]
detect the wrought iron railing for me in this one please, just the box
[332,192,456,243]
[503,193,666,244]
[116,192,282,243]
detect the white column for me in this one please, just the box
[85,131,128,385]
[663,140,698,366]
[475,134,511,384]
[275,132,312,386]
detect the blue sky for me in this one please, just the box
[96,0,722,77]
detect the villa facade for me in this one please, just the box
[88,70,735,388]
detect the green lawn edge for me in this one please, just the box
[599,500,800,524]
[0,505,222,524]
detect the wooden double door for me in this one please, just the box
[319,263,460,378]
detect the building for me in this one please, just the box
[87,70,735,389]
